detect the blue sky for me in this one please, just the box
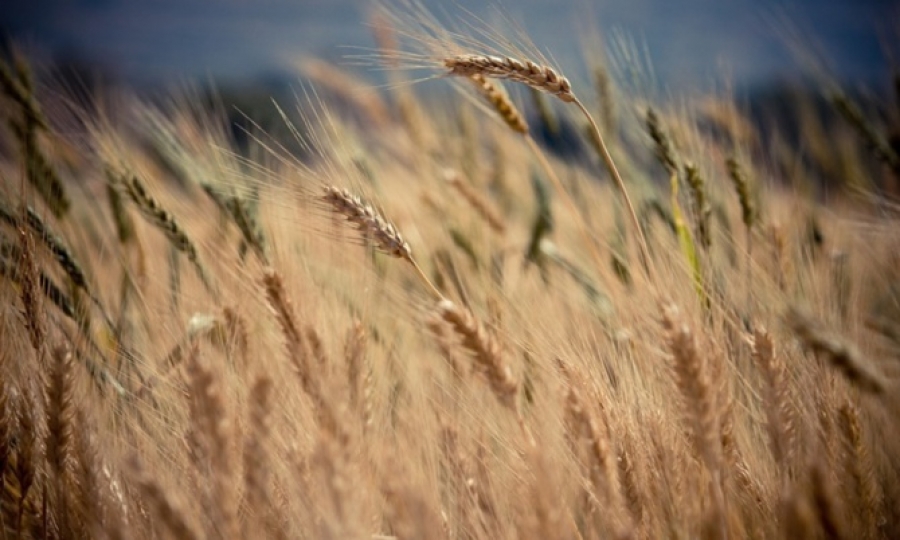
[1,0,895,88]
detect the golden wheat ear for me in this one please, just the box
[445,54,575,102]
[466,74,529,134]
[321,185,443,299]
[322,185,412,260]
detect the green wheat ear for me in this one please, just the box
[524,171,553,281]
[670,170,706,308]
[1,58,70,218]
[645,108,706,307]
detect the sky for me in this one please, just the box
[1,0,896,89]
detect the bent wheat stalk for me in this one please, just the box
[446,53,655,285]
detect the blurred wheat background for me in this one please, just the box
[1,1,899,539]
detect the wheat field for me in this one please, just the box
[1,4,899,539]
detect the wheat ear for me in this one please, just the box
[786,307,887,394]
[0,203,113,328]
[466,74,529,134]
[660,302,727,539]
[129,456,201,540]
[0,380,10,490]
[838,401,882,538]
[437,300,519,409]
[45,345,75,530]
[446,54,574,101]
[109,171,216,295]
[17,226,44,353]
[751,328,795,474]
[560,362,631,535]
[242,376,277,538]
[322,185,442,299]
[436,299,534,446]
[262,269,342,439]
[684,162,712,250]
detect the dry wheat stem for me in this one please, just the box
[575,98,656,285]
